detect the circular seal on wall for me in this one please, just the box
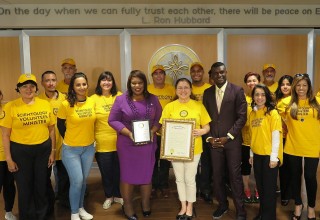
[148,44,200,85]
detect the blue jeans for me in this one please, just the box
[62,143,95,214]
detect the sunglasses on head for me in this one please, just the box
[294,73,309,78]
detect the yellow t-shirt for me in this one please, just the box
[249,108,283,164]
[91,92,122,152]
[38,91,66,160]
[192,83,211,102]
[0,105,6,161]
[160,99,211,155]
[56,80,69,94]
[57,97,96,147]
[148,84,175,109]
[277,96,320,157]
[267,82,278,96]
[0,97,55,145]
[242,95,252,146]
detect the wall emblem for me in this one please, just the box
[148,44,200,85]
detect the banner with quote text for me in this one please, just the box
[0,4,320,28]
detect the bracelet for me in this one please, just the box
[51,149,56,151]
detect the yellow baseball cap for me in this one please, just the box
[190,62,204,70]
[151,65,165,74]
[61,58,76,66]
[263,64,276,71]
[17,73,37,84]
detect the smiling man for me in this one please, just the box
[148,65,175,198]
[262,64,278,95]
[203,62,247,220]
[189,62,213,204]
[57,58,77,94]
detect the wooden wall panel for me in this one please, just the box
[131,35,217,85]
[0,37,21,102]
[30,36,121,95]
[314,36,320,93]
[227,35,307,93]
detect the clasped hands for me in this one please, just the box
[208,137,228,148]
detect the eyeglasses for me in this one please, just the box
[294,73,309,78]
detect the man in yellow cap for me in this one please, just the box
[148,64,175,198]
[262,64,278,95]
[56,58,77,94]
[189,62,213,203]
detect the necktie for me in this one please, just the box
[217,89,223,113]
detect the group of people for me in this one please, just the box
[0,58,319,220]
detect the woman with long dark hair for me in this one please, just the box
[57,72,96,220]
[274,74,294,206]
[249,84,283,220]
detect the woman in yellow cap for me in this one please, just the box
[0,73,56,220]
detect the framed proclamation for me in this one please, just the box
[160,118,196,161]
[132,120,151,145]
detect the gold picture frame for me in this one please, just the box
[160,118,196,161]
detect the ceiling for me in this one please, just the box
[0,0,318,4]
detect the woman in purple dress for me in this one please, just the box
[109,70,162,220]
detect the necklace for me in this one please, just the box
[298,99,308,122]
[126,92,152,120]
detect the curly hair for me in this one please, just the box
[251,84,275,115]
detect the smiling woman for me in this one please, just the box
[108,70,162,220]
[277,74,320,220]
[57,72,96,220]
[0,73,56,220]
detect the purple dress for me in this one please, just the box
[108,92,162,184]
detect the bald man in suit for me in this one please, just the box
[203,62,247,220]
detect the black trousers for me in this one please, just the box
[197,139,212,194]
[286,154,319,207]
[152,135,171,190]
[0,161,16,212]
[95,151,121,198]
[241,145,252,175]
[55,160,70,204]
[11,139,51,220]
[253,154,278,220]
[279,152,292,200]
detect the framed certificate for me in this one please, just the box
[132,120,151,145]
[160,118,196,161]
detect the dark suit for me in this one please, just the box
[203,82,247,218]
